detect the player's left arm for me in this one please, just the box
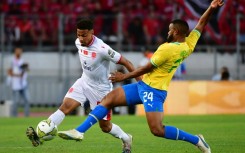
[194,0,224,33]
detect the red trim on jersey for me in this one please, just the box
[116,55,122,64]
[87,35,95,47]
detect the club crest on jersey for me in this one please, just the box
[83,50,88,55]
[92,52,96,58]
[108,49,115,58]
[81,49,96,58]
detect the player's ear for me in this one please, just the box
[173,28,179,35]
[91,29,94,35]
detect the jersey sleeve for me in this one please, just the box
[101,44,121,63]
[150,44,170,67]
[186,29,201,53]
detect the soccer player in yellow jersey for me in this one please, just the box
[58,0,224,152]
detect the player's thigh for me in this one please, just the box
[101,87,126,108]
[61,78,87,114]
[101,83,141,108]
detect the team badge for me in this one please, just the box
[108,49,115,58]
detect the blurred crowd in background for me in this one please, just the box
[1,0,245,52]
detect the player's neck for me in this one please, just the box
[174,37,185,43]
[87,35,95,47]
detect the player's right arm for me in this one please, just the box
[117,56,142,81]
[109,61,154,83]
[194,0,224,33]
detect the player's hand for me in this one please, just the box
[109,71,125,82]
[210,0,224,9]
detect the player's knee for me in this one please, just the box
[100,125,111,133]
[59,108,69,115]
[59,103,71,115]
[150,127,164,137]
[99,121,112,133]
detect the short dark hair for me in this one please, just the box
[171,19,189,36]
[76,18,93,30]
[221,71,230,80]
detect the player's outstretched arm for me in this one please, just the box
[194,0,224,33]
[110,62,154,82]
[117,56,142,81]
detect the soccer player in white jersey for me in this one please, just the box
[26,18,140,153]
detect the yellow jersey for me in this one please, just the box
[142,29,201,91]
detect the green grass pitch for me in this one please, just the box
[0,114,244,153]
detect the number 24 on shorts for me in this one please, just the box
[143,92,153,102]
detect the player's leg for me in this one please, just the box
[145,112,210,153]
[74,82,141,133]
[99,120,133,153]
[58,82,141,137]
[26,78,85,146]
[73,86,127,133]
[12,90,19,117]
[141,82,210,153]
[20,87,30,117]
[49,78,86,126]
[48,97,80,126]
[57,87,126,141]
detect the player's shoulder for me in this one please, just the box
[157,42,173,50]
[94,36,112,52]
[94,36,108,47]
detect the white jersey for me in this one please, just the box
[65,36,122,114]
[76,35,121,90]
[10,57,28,90]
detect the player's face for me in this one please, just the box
[77,29,94,46]
[14,48,23,58]
[167,23,175,42]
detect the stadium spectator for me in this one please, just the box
[26,18,141,153]
[7,3,23,16]
[7,47,30,117]
[221,70,230,81]
[0,0,240,51]
[4,16,21,45]
[126,16,146,51]
[212,66,232,81]
[138,48,153,67]
[143,6,161,46]
[29,15,47,46]
[18,15,33,45]
[57,1,224,153]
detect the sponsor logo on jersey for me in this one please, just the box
[108,49,115,58]
[83,61,92,71]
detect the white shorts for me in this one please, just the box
[65,77,112,120]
